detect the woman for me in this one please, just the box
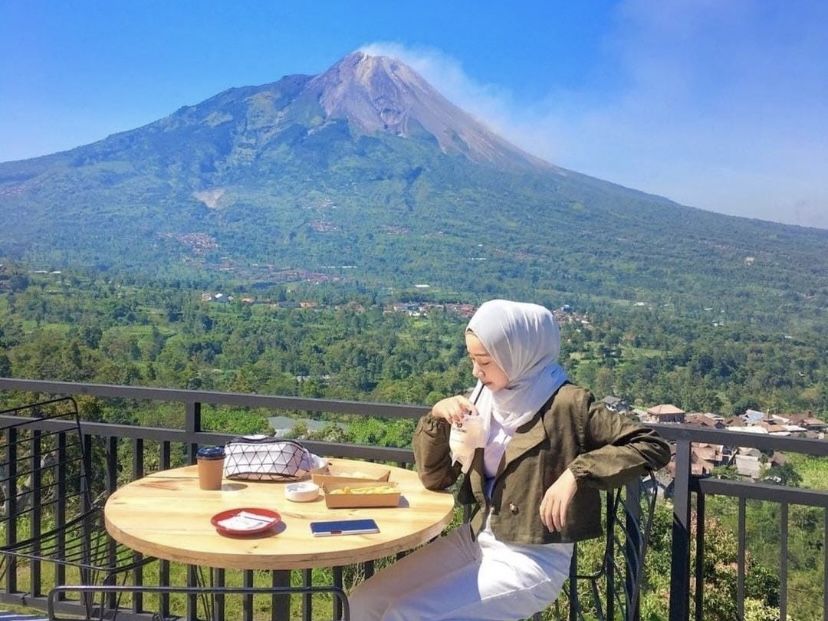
[349,299,670,621]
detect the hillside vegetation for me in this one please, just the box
[2,266,825,420]
[1,53,826,336]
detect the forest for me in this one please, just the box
[1,263,826,420]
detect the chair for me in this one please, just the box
[462,472,658,621]
[564,472,659,621]
[0,397,152,619]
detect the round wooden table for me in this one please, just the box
[104,459,455,570]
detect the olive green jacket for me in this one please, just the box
[413,383,671,544]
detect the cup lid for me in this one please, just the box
[197,446,225,460]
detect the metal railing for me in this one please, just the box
[2,378,828,621]
[658,425,828,621]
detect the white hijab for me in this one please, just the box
[452,300,568,473]
[469,299,568,430]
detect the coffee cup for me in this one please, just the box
[197,446,225,490]
[449,414,485,470]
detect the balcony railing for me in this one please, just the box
[1,378,827,621]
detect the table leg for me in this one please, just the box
[272,569,291,620]
[212,568,225,621]
[333,566,344,621]
[192,565,215,621]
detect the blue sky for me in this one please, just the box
[1,0,826,229]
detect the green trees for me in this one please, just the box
[2,266,827,422]
[639,506,783,621]
[695,521,781,620]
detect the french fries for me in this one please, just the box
[328,484,397,495]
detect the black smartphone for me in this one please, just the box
[309,518,380,536]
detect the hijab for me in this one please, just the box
[468,299,568,431]
[451,300,568,475]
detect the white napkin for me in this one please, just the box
[217,511,274,531]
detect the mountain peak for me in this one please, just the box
[325,51,427,91]
[306,51,549,169]
[308,51,442,136]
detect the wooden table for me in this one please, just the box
[104,459,455,571]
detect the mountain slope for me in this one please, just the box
[0,52,826,326]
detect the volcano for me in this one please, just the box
[0,51,825,310]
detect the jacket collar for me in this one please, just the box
[501,410,548,473]
[468,412,549,498]
[469,392,559,494]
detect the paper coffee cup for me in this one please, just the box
[197,446,225,490]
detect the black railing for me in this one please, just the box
[653,425,828,621]
[2,378,828,621]
[1,379,425,621]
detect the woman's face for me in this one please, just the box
[465,332,509,392]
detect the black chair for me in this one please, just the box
[462,472,658,621]
[562,472,659,621]
[0,397,152,619]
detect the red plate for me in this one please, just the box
[210,508,282,536]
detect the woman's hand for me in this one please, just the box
[430,395,478,426]
[539,469,578,532]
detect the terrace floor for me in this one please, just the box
[0,610,49,621]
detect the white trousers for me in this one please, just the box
[348,524,573,621]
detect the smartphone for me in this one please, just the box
[309,518,380,536]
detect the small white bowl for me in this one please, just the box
[285,481,320,502]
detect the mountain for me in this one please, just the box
[304,53,551,170]
[1,51,826,326]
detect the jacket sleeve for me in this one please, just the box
[567,391,671,490]
[412,413,463,490]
